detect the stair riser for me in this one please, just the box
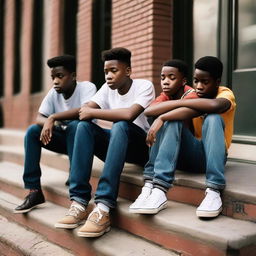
[0,206,97,256]
[2,167,256,224]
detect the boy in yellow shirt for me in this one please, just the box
[131,56,236,218]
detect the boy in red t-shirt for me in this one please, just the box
[130,59,197,213]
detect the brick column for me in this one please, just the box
[76,0,93,81]
[112,0,172,95]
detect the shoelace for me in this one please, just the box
[88,207,103,223]
[67,203,85,217]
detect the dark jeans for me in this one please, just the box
[23,121,79,189]
[69,120,149,208]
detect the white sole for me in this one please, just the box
[130,201,168,214]
[196,207,222,218]
[13,202,46,214]
[77,226,111,238]
[54,220,85,229]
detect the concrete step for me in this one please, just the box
[1,162,256,255]
[0,214,74,256]
[1,190,256,256]
[0,191,177,256]
[1,128,256,164]
[1,158,255,223]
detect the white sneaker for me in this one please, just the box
[134,188,168,214]
[129,183,153,213]
[196,188,222,218]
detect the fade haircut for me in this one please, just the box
[195,56,223,79]
[47,55,76,72]
[163,59,188,77]
[102,47,131,67]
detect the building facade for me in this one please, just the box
[0,0,255,145]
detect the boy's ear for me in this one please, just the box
[216,78,221,86]
[126,67,132,77]
[72,72,76,81]
[182,78,187,86]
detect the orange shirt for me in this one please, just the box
[192,86,236,149]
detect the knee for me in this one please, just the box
[111,121,129,135]
[76,121,94,133]
[66,120,80,133]
[25,124,42,139]
[164,120,182,130]
[204,114,224,127]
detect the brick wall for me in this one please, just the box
[1,0,173,129]
[112,0,172,95]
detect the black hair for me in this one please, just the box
[102,47,131,67]
[47,55,76,72]
[163,59,188,77]
[195,56,223,79]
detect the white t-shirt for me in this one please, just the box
[39,81,97,117]
[91,79,155,132]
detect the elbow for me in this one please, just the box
[144,107,154,117]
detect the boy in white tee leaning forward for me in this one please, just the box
[55,47,155,238]
[14,55,96,214]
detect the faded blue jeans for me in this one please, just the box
[23,121,79,189]
[143,114,227,191]
[69,120,148,208]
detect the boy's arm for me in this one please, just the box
[37,108,80,145]
[146,107,200,146]
[145,98,231,117]
[79,103,144,122]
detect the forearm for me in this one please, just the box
[87,108,140,122]
[145,98,230,117]
[49,108,80,121]
[36,108,80,126]
[159,107,201,122]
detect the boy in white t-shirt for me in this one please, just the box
[14,55,96,214]
[55,48,155,237]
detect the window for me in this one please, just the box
[63,0,78,56]
[0,0,4,97]
[13,0,22,94]
[92,0,112,89]
[31,0,44,93]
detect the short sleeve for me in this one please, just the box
[90,83,109,109]
[134,80,155,109]
[217,87,236,112]
[79,81,97,105]
[38,89,55,117]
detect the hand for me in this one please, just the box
[79,105,93,120]
[40,116,54,145]
[146,117,164,147]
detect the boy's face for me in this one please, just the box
[193,69,220,98]
[51,66,75,94]
[160,66,186,98]
[104,60,131,91]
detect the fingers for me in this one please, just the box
[146,131,156,147]
[40,129,52,145]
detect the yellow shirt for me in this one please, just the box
[192,86,236,149]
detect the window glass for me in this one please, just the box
[193,0,219,62]
[237,0,256,69]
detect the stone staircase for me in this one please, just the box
[0,128,256,256]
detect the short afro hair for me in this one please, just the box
[195,56,223,79]
[47,55,76,72]
[163,59,188,77]
[102,47,131,67]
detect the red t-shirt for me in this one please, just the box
[150,85,198,106]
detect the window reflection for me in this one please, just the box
[193,0,219,62]
[237,0,256,69]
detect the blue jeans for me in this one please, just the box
[23,121,79,189]
[69,121,148,208]
[143,114,227,191]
